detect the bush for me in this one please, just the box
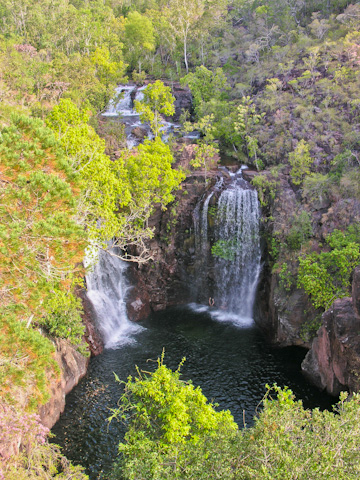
[110,358,360,480]
[297,226,360,309]
[286,211,312,250]
[109,354,238,480]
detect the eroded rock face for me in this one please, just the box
[253,171,316,346]
[302,267,360,395]
[39,339,89,428]
[77,286,104,356]
[170,84,193,121]
[129,177,209,313]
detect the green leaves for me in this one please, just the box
[134,80,175,136]
[297,227,360,309]
[111,361,360,480]
[288,139,313,185]
[109,357,238,479]
[48,98,184,262]
[124,11,155,73]
[0,113,86,406]
[181,66,229,113]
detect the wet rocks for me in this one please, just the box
[131,126,147,139]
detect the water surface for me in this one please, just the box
[52,306,335,479]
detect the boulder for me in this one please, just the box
[131,126,147,139]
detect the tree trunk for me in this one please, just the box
[184,39,189,74]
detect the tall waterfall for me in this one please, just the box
[214,183,261,319]
[85,249,143,349]
[193,171,261,322]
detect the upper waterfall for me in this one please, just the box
[101,84,179,148]
[192,169,261,323]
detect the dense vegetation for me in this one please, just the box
[1,0,360,477]
[109,357,360,479]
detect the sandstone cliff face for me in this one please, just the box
[126,143,222,314]
[248,170,316,347]
[249,167,360,350]
[301,266,360,395]
[39,339,89,429]
[129,175,210,313]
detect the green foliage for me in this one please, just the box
[47,98,132,248]
[181,66,229,114]
[111,360,360,480]
[109,354,238,480]
[278,262,294,292]
[234,96,265,169]
[0,314,58,407]
[241,386,360,479]
[251,173,278,207]
[190,143,219,182]
[298,227,360,309]
[286,211,312,250]
[126,137,185,210]
[0,112,86,406]
[300,314,322,342]
[48,98,184,262]
[211,239,239,261]
[134,80,175,136]
[41,287,88,353]
[303,172,336,204]
[289,140,313,185]
[124,11,155,73]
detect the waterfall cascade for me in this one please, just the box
[102,84,179,148]
[193,169,261,323]
[85,249,143,349]
[102,85,145,117]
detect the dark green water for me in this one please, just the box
[52,306,335,479]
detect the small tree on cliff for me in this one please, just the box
[134,80,175,137]
[288,139,313,185]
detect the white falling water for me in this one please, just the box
[85,249,143,349]
[102,84,179,147]
[102,85,137,117]
[194,191,214,256]
[214,184,261,320]
[191,172,261,325]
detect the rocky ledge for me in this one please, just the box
[39,339,89,428]
[302,266,360,395]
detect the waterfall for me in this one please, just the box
[85,249,143,349]
[102,85,136,117]
[213,183,261,319]
[102,84,178,147]
[192,171,261,323]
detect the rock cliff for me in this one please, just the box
[39,339,89,428]
[302,266,360,395]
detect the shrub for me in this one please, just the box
[298,227,360,309]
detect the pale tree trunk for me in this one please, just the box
[184,40,189,73]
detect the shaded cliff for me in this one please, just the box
[302,266,360,395]
[39,339,89,428]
